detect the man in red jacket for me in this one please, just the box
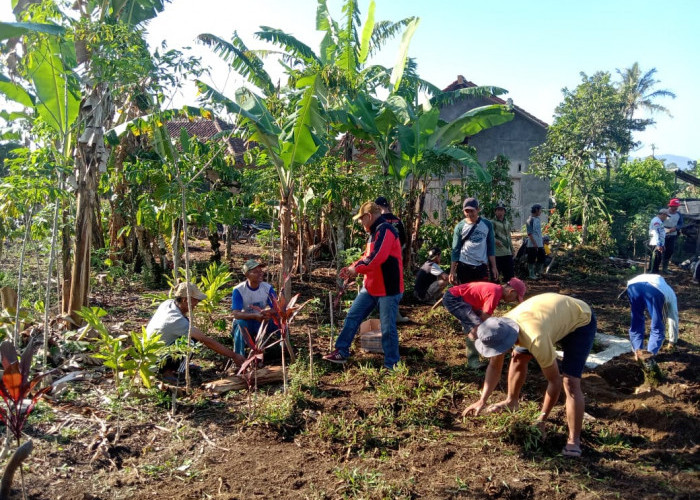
[323,201,404,369]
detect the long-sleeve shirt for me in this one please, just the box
[451,218,495,266]
[627,274,679,342]
[492,217,513,257]
[648,216,666,246]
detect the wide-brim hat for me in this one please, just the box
[173,282,207,301]
[474,317,519,358]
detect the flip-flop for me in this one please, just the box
[562,445,582,458]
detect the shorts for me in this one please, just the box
[514,312,596,378]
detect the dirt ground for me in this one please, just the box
[13,241,700,499]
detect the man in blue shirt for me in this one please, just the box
[230,259,277,356]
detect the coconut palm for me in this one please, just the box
[617,62,676,121]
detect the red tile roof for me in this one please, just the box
[166,117,250,165]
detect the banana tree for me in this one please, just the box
[197,76,328,299]
[0,19,80,359]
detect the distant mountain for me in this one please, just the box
[658,154,695,170]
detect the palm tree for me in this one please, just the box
[617,62,676,121]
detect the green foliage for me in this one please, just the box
[469,155,515,219]
[78,307,164,390]
[333,467,413,499]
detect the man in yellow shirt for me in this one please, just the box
[463,293,596,458]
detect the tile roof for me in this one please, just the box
[443,75,548,129]
[165,117,249,165]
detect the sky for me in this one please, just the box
[3,0,699,161]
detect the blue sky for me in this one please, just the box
[4,0,698,161]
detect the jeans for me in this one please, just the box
[442,291,481,333]
[335,288,402,369]
[628,282,665,354]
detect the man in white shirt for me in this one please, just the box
[648,208,668,274]
[626,273,679,358]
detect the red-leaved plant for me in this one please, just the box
[0,340,52,442]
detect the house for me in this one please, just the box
[428,75,551,228]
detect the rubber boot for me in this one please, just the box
[536,263,544,278]
[661,260,671,274]
[465,337,485,369]
[528,264,538,280]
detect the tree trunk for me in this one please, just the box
[67,83,113,323]
[60,202,71,316]
[279,195,294,300]
[225,225,233,260]
[92,192,104,250]
[171,218,181,277]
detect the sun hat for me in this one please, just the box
[352,201,381,220]
[668,198,681,207]
[242,259,265,275]
[173,282,207,301]
[474,317,519,358]
[507,277,527,303]
[374,196,390,208]
[463,197,479,210]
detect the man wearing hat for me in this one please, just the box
[648,208,669,274]
[442,278,526,368]
[323,201,404,369]
[662,199,684,274]
[526,204,545,279]
[463,293,596,458]
[449,197,497,285]
[230,259,277,356]
[147,282,245,381]
[413,247,449,304]
[492,201,515,282]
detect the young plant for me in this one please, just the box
[0,340,53,442]
[123,328,164,390]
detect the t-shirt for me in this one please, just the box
[663,211,682,235]
[414,261,445,297]
[231,281,276,336]
[505,293,592,369]
[448,282,503,315]
[231,281,276,313]
[526,216,543,248]
[451,218,495,266]
[146,299,189,346]
[648,216,665,246]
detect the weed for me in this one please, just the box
[333,467,413,499]
[482,401,544,453]
[595,428,632,450]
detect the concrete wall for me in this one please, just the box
[431,97,551,228]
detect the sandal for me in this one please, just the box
[562,445,582,458]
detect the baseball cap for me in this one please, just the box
[495,200,507,210]
[242,259,265,275]
[474,317,519,358]
[668,198,681,207]
[531,204,542,213]
[352,201,381,220]
[427,247,441,260]
[463,197,479,210]
[374,196,390,208]
[173,282,207,301]
[507,277,526,303]
[658,208,669,215]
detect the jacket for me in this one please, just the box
[354,216,404,296]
